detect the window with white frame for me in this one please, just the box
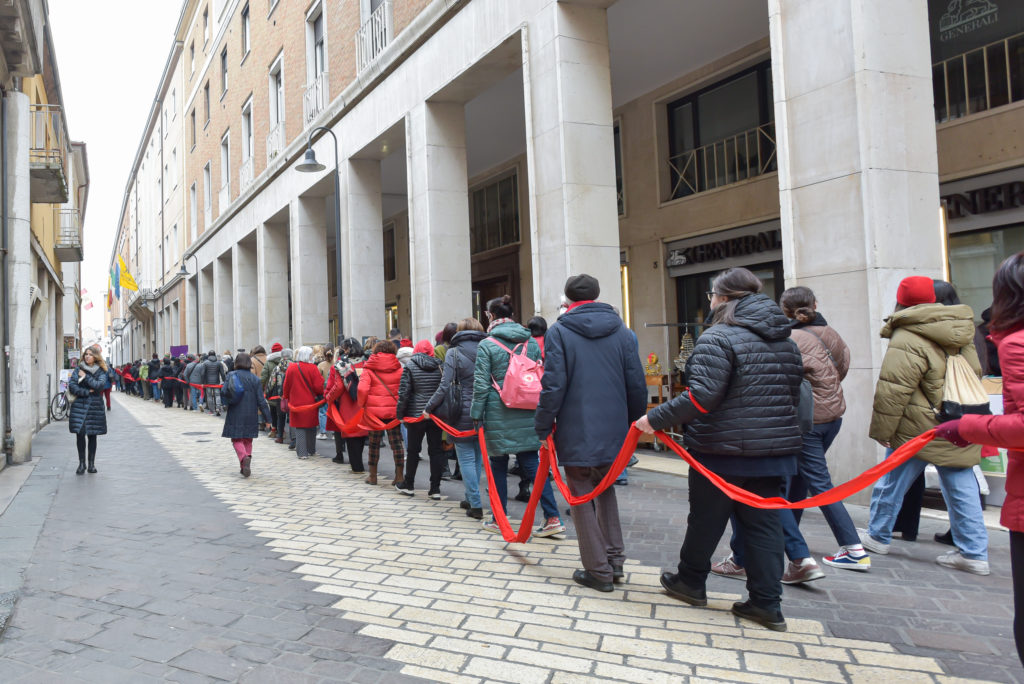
[203,6,210,45]
[269,56,284,126]
[170,89,176,118]
[241,4,250,57]
[221,48,228,94]
[189,182,197,240]
[241,100,253,161]
[203,163,212,208]
[203,82,210,123]
[190,41,195,75]
[220,133,230,188]
[307,5,326,81]
[170,148,177,188]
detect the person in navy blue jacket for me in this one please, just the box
[68,347,112,474]
[535,274,647,593]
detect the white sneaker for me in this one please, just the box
[857,528,889,555]
[937,550,990,576]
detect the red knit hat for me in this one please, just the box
[413,340,435,356]
[896,276,936,307]
[400,338,413,348]
[271,342,283,352]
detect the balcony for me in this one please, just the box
[303,71,329,127]
[29,104,69,203]
[267,121,285,163]
[218,183,230,213]
[667,122,777,199]
[240,157,254,190]
[933,31,1024,123]
[53,208,82,262]
[356,1,393,74]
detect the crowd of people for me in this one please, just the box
[83,253,1024,650]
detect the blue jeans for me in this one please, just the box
[489,451,560,521]
[318,404,327,434]
[190,387,199,410]
[787,419,859,548]
[869,450,988,560]
[454,439,485,509]
[153,383,161,400]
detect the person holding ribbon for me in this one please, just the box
[933,250,1024,662]
[472,294,565,538]
[357,340,406,486]
[282,346,324,460]
[636,267,803,632]
[863,275,989,575]
[325,339,368,472]
[536,275,647,592]
[395,340,445,498]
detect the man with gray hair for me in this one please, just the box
[535,274,647,593]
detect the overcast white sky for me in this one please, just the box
[48,0,185,339]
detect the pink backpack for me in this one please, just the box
[488,338,543,410]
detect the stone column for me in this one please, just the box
[770,0,942,488]
[524,3,621,320]
[289,196,329,346]
[406,101,472,340]
[213,252,233,353]
[6,91,33,462]
[232,241,258,350]
[200,265,215,352]
[257,221,291,347]
[342,158,385,342]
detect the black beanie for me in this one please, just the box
[564,274,600,302]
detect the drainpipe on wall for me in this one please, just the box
[1,92,13,463]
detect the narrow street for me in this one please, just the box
[0,394,1016,682]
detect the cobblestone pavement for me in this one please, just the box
[0,391,1017,683]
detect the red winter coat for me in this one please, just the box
[960,327,1024,532]
[282,361,325,429]
[357,352,402,423]
[325,361,368,437]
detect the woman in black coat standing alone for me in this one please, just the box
[637,267,804,632]
[220,353,272,477]
[68,347,112,474]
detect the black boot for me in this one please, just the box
[515,482,531,503]
[76,457,85,475]
[87,455,97,474]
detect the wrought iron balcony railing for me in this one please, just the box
[54,208,82,262]
[933,30,1024,123]
[266,121,285,163]
[667,122,777,199]
[29,103,69,203]
[356,1,393,73]
[303,71,329,127]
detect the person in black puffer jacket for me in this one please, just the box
[202,351,227,416]
[159,358,176,408]
[637,267,803,632]
[426,318,487,517]
[395,340,444,497]
[68,347,112,475]
[147,354,162,402]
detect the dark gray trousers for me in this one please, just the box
[566,464,625,583]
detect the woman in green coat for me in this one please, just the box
[863,276,989,575]
[471,295,564,538]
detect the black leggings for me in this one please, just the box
[1011,530,1024,666]
[76,433,97,460]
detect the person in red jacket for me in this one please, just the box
[325,338,369,473]
[935,250,1024,664]
[357,340,406,486]
[282,346,325,460]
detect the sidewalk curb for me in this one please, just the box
[0,421,69,639]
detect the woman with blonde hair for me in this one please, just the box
[68,346,112,475]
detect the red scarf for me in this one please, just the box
[565,300,595,312]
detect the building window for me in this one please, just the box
[170,148,177,188]
[241,101,253,161]
[203,6,209,45]
[269,56,284,126]
[190,109,196,149]
[221,48,228,94]
[203,162,212,209]
[170,89,176,119]
[470,171,519,255]
[189,182,197,241]
[220,134,230,185]
[666,60,775,199]
[614,122,625,217]
[203,82,210,123]
[171,224,178,264]
[383,223,396,281]
[308,5,326,81]
[189,41,195,75]
[241,4,250,57]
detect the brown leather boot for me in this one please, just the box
[391,463,404,487]
[364,464,377,485]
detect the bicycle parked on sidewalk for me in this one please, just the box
[50,392,69,422]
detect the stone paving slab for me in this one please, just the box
[45,393,1001,683]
